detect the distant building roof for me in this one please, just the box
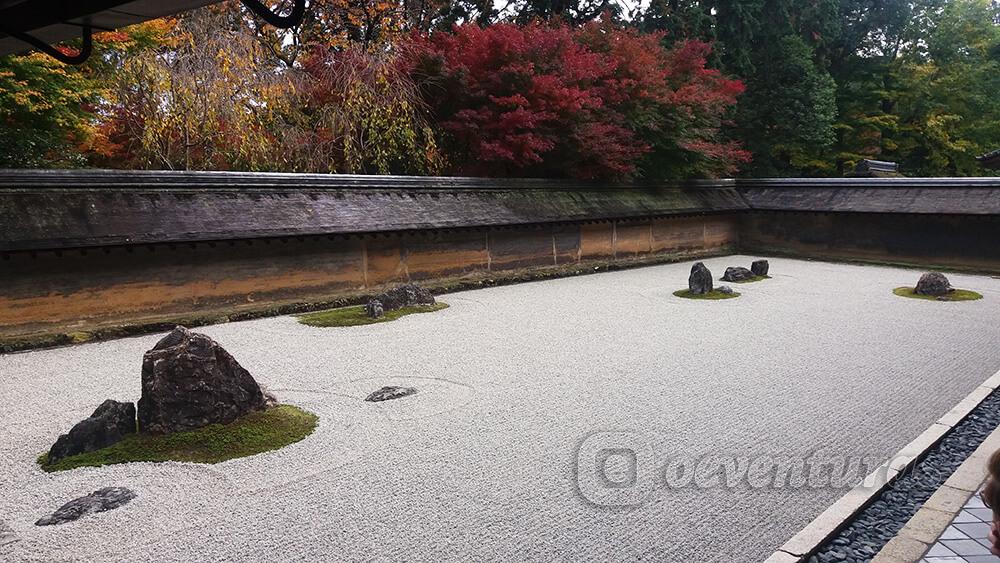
[977,149,1000,170]
[846,159,902,178]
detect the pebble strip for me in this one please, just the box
[811,389,1000,563]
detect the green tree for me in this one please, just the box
[0,52,100,168]
[887,0,1000,175]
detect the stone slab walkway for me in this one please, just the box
[924,490,999,563]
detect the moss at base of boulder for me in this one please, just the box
[673,289,741,300]
[893,287,983,302]
[297,302,449,327]
[38,405,317,473]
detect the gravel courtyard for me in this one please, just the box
[2,256,1000,562]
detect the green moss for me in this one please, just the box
[893,287,983,302]
[729,275,771,284]
[297,302,449,327]
[38,405,318,473]
[673,289,741,300]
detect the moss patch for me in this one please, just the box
[728,275,771,284]
[893,287,983,302]
[38,405,318,473]
[673,289,741,300]
[297,302,449,327]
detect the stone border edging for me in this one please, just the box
[764,368,1000,562]
[871,413,1000,562]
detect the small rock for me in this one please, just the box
[36,487,136,526]
[722,266,755,282]
[47,400,136,464]
[365,299,385,319]
[0,521,16,545]
[751,259,769,276]
[688,262,713,295]
[369,284,435,312]
[365,386,417,402]
[914,272,952,296]
[718,286,734,295]
[138,326,273,434]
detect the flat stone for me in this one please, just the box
[923,484,975,515]
[138,326,274,434]
[688,262,713,294]
[914,272,952,296]
[365,386,417,403]
[47,399,136,464]
[870,535,928,563]
[36,487,136,526]
[718,285,734,295]
[722,266,755,282]
[897,505,958,544]
[751,259,769,276]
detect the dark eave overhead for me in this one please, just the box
[0,0,219,57]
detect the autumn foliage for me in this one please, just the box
[0,5,750,179]
[403,20,749,179]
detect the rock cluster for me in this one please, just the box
[365,386,418,402]
[688,263,713,295]
[366,283,435,318]
[47,400,136,464]
[36,487,136,526]
[45,326,277,460]
[751,259,769,276]
[914,272,952,296]
[721,266,755,282]
[138,326,274,434]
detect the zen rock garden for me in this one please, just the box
[674,259,769,300]
[299,283,447,327]
[37,326,318,522]
[365,283,436,319]
[894,272,983,302]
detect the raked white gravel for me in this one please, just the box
[2,256,1000,562]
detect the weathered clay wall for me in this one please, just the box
[0,214,738,338]
[740,211,1000,273]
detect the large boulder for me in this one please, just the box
[36,487,136,526]
[369,283,435,312]
[47,400,136,464]
[751,259,769,277]
[914,272,953,296]
[138,326,273,434]
[688,263,713,295]
[722,266,755,282]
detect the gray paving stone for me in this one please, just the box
[957,523,992,540]
[928,543,959,557]
[944,539,992,557]
[969,509,995,521]
[943,526,972,540]
[958,510,985,523]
